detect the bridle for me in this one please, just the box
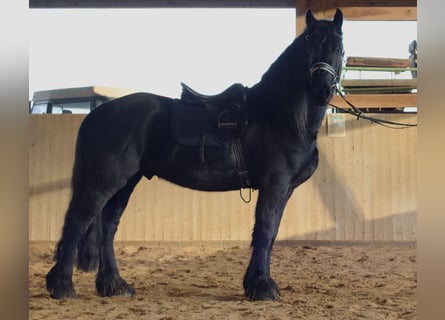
[309,62,416,129]
[309,61,340,88]
[305,35,416,130]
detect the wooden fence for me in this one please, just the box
[29,113,416,242]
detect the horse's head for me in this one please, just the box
[304,9,344,105]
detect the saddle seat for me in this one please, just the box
[181,82,246,105]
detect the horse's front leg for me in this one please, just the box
[243,186,293,301]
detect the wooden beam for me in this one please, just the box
[330,93,417,109]
[346,57,411,68]
[29,0,296,8]
[341,79,417,88]
[295,1,417,34]
[296,0,417,12]
[297,8,416,33]
[340,6,416,21]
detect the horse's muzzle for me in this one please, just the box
[309,75,335,105]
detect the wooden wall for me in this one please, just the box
[29,113,416,242]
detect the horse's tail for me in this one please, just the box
[54,127,103,272]
[77,213,102,272]
[73,129,103,272]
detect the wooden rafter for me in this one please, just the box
[29,0,296,8]
[295,1,417,34]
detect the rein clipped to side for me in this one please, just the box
[329,87,418,129]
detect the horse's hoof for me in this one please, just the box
[48,286,77,300]
[243,275,281,301]
[46,267,76,299]
[96,274,135,297]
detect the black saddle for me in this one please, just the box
[172,82,250,187]
[180,82,247,133]
[173,82,248,148]
[181,82,245,105]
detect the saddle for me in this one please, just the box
[172,82,250,188]
[180,82,248,142]
[181,82,245,105]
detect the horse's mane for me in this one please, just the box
[250,34,311,145]
[250,19,342,146]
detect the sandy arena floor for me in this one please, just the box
[29,242,416,320]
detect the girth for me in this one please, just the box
[172,83,250,188]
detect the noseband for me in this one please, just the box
[309,62,339,87]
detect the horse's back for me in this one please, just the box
[75,92,174,175]
[79,92,171,137]
[84,92,170,127]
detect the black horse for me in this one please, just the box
[46,9,344,301]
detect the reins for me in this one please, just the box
[329,87,418,129]
[310,62,417,129]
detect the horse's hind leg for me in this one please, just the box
[95,172,142,297]
[46,189,112,299]
[46,157,141,299]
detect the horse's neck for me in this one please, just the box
[248,45,326,144]
[287,91,327,145]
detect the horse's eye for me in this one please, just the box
[305,34,311,41]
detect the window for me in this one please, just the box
[52,101,92,114]
[30,103,49,114]
[339,20,417,113]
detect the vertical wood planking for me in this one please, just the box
[332,134,345,241]
[29,115,83,241]
[29,113,417,242]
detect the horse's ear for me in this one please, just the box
[333,8,343,32]
[306,9,317,27]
